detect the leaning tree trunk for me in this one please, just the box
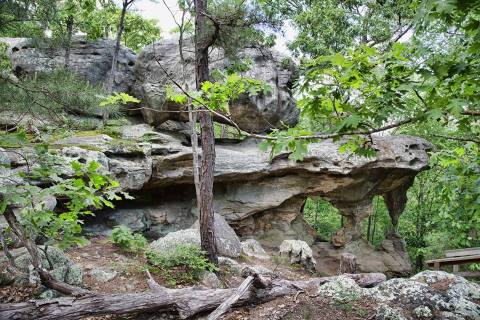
[194,0,217,265]
[3,208,88,296]
[0,273,386,320]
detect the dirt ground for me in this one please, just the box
[224,295,378,320]
[2,236,380,319]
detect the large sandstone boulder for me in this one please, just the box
[1,126,432,275]
[133,39,299,133]
[6,37,136,93]
[149,214,241,258]
[241,239,270,260]
[279,239,316,271]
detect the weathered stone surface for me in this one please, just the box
[105,208,151,233]
[411,270,480,301]
[314,271,480,320]
[218,257,242,275]
[240,239,270,260]
[413,306,433,319]
[375,304,407,320]
[120,124,155,140]
[200,271,222,289]
[149,229,200,253]
[90,268,117,283]
[56,137,153,191]
[146,134,430,263]
[149,214,241,258]
[314,239,413,277]
[192,214,241,258]
[133,39,299,133]
[2,246,83,289]
[8,37,136,94]
[2,131,431,275]
[316,275,363,302]
[279,239,316,271]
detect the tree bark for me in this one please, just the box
[0,273,386,320]
[106,0,130,93]
[338,253,357,274]
[194,0,217,265]
[188,107,201,202]
[64,15,74,67]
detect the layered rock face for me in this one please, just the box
[133,40,299,133]
[1,37,434,276]
[6,37,136,93]
[7,125,431,275]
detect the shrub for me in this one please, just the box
[146,244,218,286]
[110,225,147,253]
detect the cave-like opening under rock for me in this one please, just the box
[302,197,341,243]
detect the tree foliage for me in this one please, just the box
[0,145,123,249]
[79,5,161,52]
[292,0,480,264]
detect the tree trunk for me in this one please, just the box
[194,0,217,265]
[220,124,228,138]
[64,15,74,67]
[189,106,201,202]
[0,273,386,320]
[106,0,129,93]
[338,252,357,274]
[366,215,372,243]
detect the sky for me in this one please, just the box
[130,0,295,53]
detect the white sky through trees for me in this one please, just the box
[131,0,294,53]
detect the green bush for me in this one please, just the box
[146,244,218,286]
[110,225,147,253]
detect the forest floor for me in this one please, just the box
[0,236,388,319]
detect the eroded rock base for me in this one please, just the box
[314,238,412,277]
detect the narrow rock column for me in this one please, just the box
[383,178,414,236]
[330,199,373,247]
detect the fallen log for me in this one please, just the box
[208,276,255,320]
[0,272,386,320]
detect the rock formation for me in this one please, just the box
[5,37,136,94]
[0,246,83,291]
[279,239,316,271]
[133,40,299,133]
[317,271,480,319]
[0,37,434,276]
[0,121,431,275]
[149,214,241,258]
[240,239,270,260]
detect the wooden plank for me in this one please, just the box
[452,265,459,273]
[454,271,480,278]
[426,254,480,267]
[445,247,480,258]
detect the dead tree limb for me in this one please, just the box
[208,275,255,320]
[3,208,89,297]
[0,273,386,320]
